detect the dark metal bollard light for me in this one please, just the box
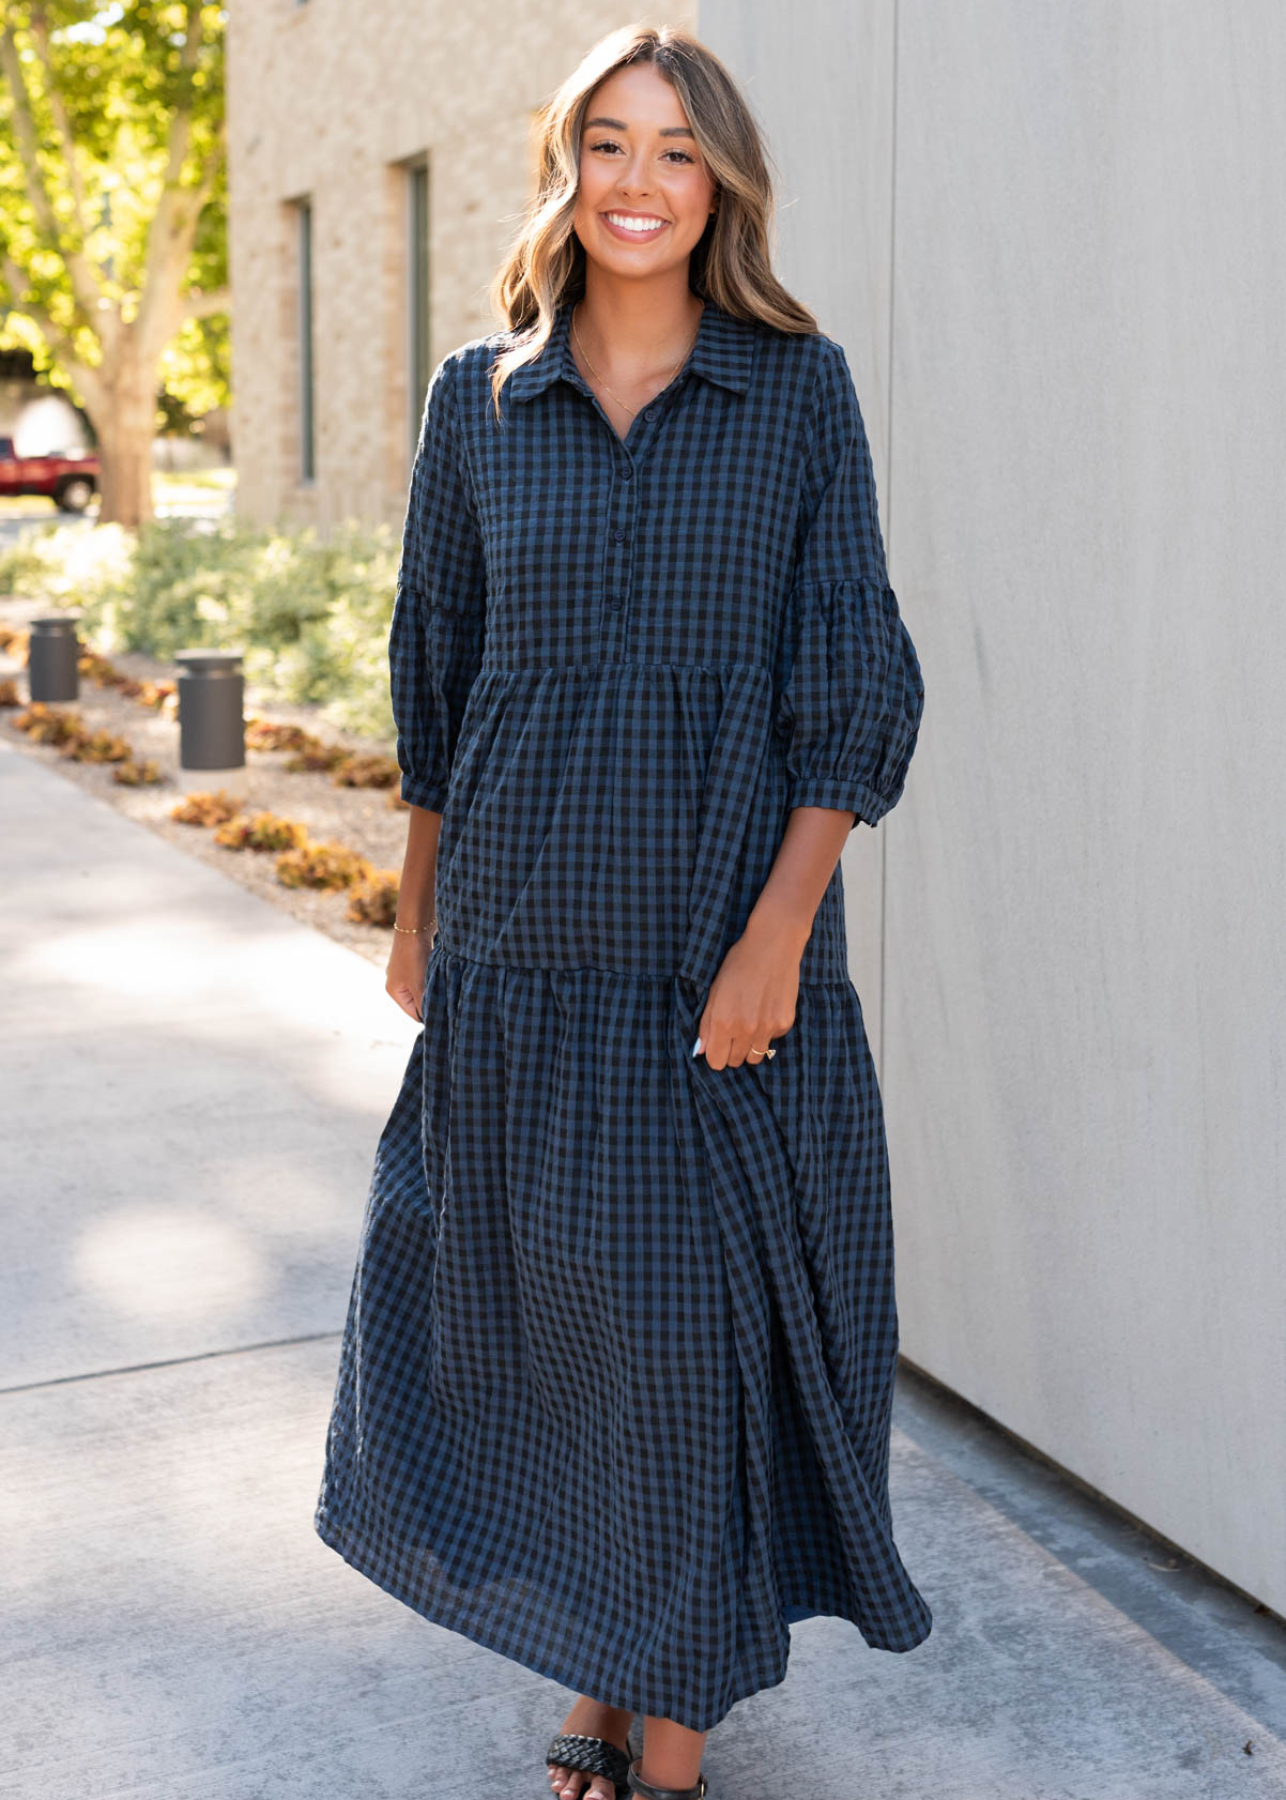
[27,612,83,703]
[174,648,246,771]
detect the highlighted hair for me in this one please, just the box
[487,23,819,417]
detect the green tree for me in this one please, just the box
[0,1,226,525]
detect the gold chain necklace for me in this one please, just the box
[571,301,704,417]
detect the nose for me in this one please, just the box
[615,150,655,198]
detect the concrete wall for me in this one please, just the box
[226,0,695,530]
[699,0,1286,1615]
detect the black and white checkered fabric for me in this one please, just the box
[315,295,932,1733]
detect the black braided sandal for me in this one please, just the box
[544,1731,633,1799]
[625,1759,709,1799]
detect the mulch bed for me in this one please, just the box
[0,597,413,970]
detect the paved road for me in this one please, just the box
[0,492,231,546]
[2,738,1284,1799]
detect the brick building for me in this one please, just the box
[226,0,695,530]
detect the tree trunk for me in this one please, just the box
[91,359,159,528]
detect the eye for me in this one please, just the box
[586,138,696,166]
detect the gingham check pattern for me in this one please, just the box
[314,297,932,1733]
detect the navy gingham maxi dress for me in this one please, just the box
[314,295,932,1733]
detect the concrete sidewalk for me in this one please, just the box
[3,736,1284,1799]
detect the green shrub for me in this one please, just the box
[0,514,403,743]
[0,521,136,610]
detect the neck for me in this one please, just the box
[573,267,705,374]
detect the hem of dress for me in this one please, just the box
[314,1503,793,1734]
[778,1599,931,1646]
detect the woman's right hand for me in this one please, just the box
[386,805,443,1021]
[386,929,432,1022]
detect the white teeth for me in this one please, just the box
[606,213,666,233]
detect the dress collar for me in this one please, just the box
[500,295,756,403]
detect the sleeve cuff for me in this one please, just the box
[786,776,891,829]
[400,774,449,812]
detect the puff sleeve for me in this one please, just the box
[774,338,925,829]
[388,352,487,812]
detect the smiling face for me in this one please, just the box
[571,62,718,280]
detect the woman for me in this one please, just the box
[315,23,932,1800]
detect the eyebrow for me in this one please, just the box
[583,115,695,138]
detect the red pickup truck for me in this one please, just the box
[0,436,99,512]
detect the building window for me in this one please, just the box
[408,159,431,461]
[296,197,316,483]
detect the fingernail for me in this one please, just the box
[692,1035,703,1056]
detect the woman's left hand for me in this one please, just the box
[694,916,807,1069]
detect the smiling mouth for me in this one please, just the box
[600,211,671,239]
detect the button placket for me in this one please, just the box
[604,389,679,615]
[605,453,635,620]
[576,376,685,640]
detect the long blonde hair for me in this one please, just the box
[487,24,818,418]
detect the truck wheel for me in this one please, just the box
[55,477,96,513]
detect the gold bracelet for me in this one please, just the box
[392,915,437,935]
